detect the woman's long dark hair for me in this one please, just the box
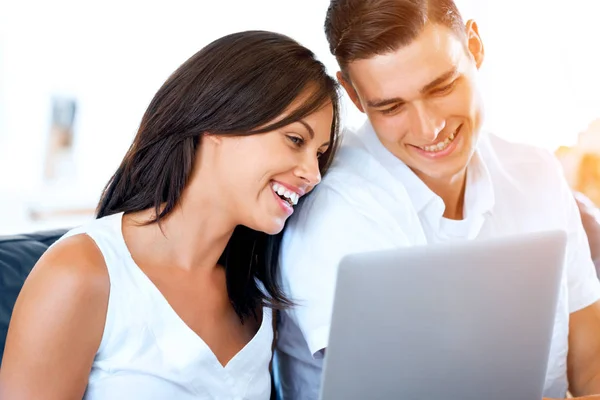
[96,31,340,322]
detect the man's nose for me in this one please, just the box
[410,101,446,142]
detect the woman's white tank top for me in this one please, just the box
[60,212,273,400]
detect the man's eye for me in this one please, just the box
[381,104,403,115]
[431,81,457,95]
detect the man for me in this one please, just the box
[275,1,600,399]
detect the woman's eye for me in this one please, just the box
[287,135,304,146]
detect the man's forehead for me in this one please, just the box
[347,28,466,97]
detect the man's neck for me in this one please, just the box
[418,170,467,220]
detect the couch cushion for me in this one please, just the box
[0,229,67,364]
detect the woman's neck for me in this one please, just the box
[125,196,236,273]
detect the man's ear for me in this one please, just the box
[465,20,485,69]
[336,71,365,113]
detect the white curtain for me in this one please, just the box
[0,0,598,232]
[469,0,600,150]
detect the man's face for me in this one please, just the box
[341,22,485,187]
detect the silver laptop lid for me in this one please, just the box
[320,230,567,400]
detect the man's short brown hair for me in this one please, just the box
[325,0,466,78]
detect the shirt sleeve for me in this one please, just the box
[553,159,600,313]
[278,183,409,356]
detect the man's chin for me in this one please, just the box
[411,160,469,184]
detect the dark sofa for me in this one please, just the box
[0,229,68,363]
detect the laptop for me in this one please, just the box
[319,230,567,400]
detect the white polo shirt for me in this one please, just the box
[275,121,600,400]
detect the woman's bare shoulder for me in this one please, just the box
[0,233,111,399]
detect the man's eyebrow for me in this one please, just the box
[366,96,406,109]
[421,67,458,93]
[365,67,459,109]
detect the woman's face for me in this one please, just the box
[209,101,334,235]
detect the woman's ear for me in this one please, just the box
[204,133,222,145]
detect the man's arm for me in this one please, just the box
[543,302,600,399]
[543,156,600,399]
[279,180,410,357]
[543,157,600,400]
[565,300,600,397]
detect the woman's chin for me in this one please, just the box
[261,222,285,236]
[246,216,286,236]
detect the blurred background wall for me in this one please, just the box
[0,0,599,234]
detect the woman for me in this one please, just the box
[0,30,339,399]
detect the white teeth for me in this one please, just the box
[271,182,300,206]
[286,191,299,206]
[420,130,457,153]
